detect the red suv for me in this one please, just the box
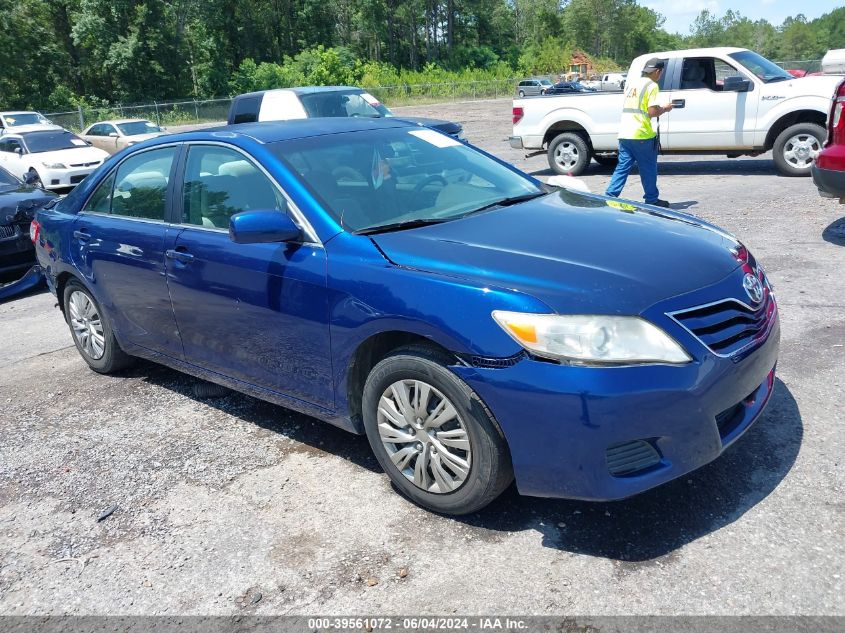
[813,78,845,202]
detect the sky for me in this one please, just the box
[643,0,840,36]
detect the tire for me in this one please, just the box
[518,90,525,98]
[547,132,591,176]
[362,345,513,515]
[772,122,825,177]
[63,280,133,374]
[593,153,618,169]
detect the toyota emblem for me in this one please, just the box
[743,273,764,304]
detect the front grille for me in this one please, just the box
[606,440,662,477]
[69,161,99,168]
[669,293,776,357]
[0,225,17,239]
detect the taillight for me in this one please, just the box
[829,79,845,146]
[513,106,524,125]
[30,219,40,243]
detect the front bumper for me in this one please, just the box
[812,164,845,199]
[451,282,781,501]
[41,166,98,190]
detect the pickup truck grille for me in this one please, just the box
[669,293,776,357]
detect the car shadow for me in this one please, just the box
[456,377,801,562]
[125,359,380,474]
[122,362,800,562]
[822,216,845,246]
[529,158,777,178]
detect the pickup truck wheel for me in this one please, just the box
[548,133,591,176]
[772,123,825,177]
[593,154,618,169]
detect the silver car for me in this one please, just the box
[80,119,166,154]
[517,78,553,97]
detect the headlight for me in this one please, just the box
[42,162,66,169]
[492,311,691,365]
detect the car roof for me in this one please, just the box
[1,124,66,136]
[159,117,418,145]
[87,119,154,127]
[0,111,43,116]
[235,86,366,100]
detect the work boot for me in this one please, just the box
[648,199,670,208]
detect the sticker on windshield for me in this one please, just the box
[408,129,461,148]
[361,93,381,106]
[71,139,88,146]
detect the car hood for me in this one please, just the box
[370,190,742,314]
[26,146,108,165]
[0,185,57,225]
[397,117,463,136]
[777,75,843,98]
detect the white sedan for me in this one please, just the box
[0,126,109,190]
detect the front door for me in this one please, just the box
[165,143,334,408]
[661,56,759,149]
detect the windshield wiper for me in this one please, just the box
[462,191,547,216]
[356,217,447,236]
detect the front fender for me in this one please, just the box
[756,96,829,147]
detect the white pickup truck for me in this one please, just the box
[510,47,841,177]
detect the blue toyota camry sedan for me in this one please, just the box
[33,118,779,515]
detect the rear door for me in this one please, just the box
[662,55,759,149]
[165,143,333,408]
[71,145,184,357]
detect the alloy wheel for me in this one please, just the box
[554,142,580,171]
[782,133,821,169]
[68,290,106,360]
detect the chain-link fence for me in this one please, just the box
[773,59,823,74]
[44,80,520,132]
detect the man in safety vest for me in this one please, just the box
[604,58,673,207]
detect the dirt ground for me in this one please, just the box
[0,98,843,617]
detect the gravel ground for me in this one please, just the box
[0,98,843,617]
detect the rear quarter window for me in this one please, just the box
[231,96,262,124]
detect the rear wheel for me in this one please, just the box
[362,346,513,515]
[63,280,133,374]
[547,132,591,176]
[518,90,525,98]
[772,122,825,177]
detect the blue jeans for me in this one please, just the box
[605,137,660,203]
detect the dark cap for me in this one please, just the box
[642,58,666,73]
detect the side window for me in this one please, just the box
[109,147,176,220]
[182,145,285,229]
[232,96,261,124]
[713,59,743,90]
[679,57,741,91]
[5,139,23,154]
[105,125,118,136]
[82,172,117,214]
[0,140,10,152]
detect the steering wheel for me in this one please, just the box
[412,174,448,195]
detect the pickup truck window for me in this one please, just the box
[679,58,745,92]
[300,91,391,119]
[728,50,792,83]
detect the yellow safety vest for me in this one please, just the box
[618,76,659,140]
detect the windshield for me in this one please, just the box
[3,113,48,127]
[0,166,20,188]
[539,79,552,86]
[117,120,161,136]
[299,91,393,119]
[729,50,792,83]
[22,130,89,153]
[272,126,541,233]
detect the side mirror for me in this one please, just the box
[229,210,301,244]
[14,147,22,156]
[723,76,751,92]
[108,132,119,137]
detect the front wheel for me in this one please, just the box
[362,346,513,515]
[772,123,825,177]
[547,132,591,176]
[518,90,525,98]
[63,280,134,374]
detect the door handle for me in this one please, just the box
[166,249,195,263]
[73,229,91,241]
[671,99,686,109]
